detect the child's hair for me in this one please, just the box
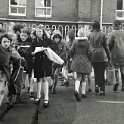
[13,24,24,33]
[31,30,37,37]
[36,28,46,40]
[0,33,12,44]
[53,34,62,40]
[21,27,30,35]
[92,20,100,31]
[52,30,62,40]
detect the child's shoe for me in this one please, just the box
[81,94,87,98]
[74,91,81,102]
[121,86,124,91]
[95,85,100,95]
[113,83,119,92]
[43,100,49,108]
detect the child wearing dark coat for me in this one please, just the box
[30,27,54,108]
[8,34,23,105]
[0,34,21,106]
[70,30,92,101]
[0,34,12,106]
[51,30,67,94]
[17,28,33,94]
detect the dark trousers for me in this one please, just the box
[93,62,106,92]
[8,66,23,97]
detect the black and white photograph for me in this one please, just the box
[0,0,124,124]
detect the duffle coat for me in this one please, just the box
[31,38,56,79]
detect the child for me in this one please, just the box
[51,30,67,94]
[66,29,76,86]
[31,27,53,108]
[70,30,92,101]
[18,28,33,94]
[8,33,23,104]
[109,20,124,92]
[89,21,111,96]
[0,34,12,106]
[13,24,23,43]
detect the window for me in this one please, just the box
[116,0,124,19]
[9,0,26,16]
[35,0,52,17]
[117,0,123,10]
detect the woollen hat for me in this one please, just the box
[52,30,62,39]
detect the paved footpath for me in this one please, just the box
[1,83,124,124]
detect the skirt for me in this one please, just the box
[71,55,92,74]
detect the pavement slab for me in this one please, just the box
[0,84,124,124]
[1,101,36,124]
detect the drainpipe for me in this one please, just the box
[100,0,103,30]
[76,0,79,31]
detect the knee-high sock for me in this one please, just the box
[53,75,57,89]
[37,81,42,99]
[81,81,87,95]
[43,80,49,101]
[0,82,5,106]
[29,78,34,93]
[75,80,80,93]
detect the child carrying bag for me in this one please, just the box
[34,47,64,65]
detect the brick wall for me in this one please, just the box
[26,0,35,19]
[103,0,117,23]
[0,0,8,18]
[0,0,118,23]
[90,0,101,21]
[78,0,91,21]
[52,0,77,21]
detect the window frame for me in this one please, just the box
[9,0,27,16]
[35,0,52,18]
[116,0,124,20]
[117,0,123,10]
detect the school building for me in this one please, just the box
[0,0,123,37]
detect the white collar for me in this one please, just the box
[75,37,88,40]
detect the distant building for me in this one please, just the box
[0,0,122,37]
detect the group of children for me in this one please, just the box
[0,23,69,108]
[1,20,124,109]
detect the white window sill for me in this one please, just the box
[115,10,124,20]
[35,15,52,18]
[9,13,26,16]
[116,17,124,20]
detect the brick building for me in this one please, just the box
[0,0,122,37]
